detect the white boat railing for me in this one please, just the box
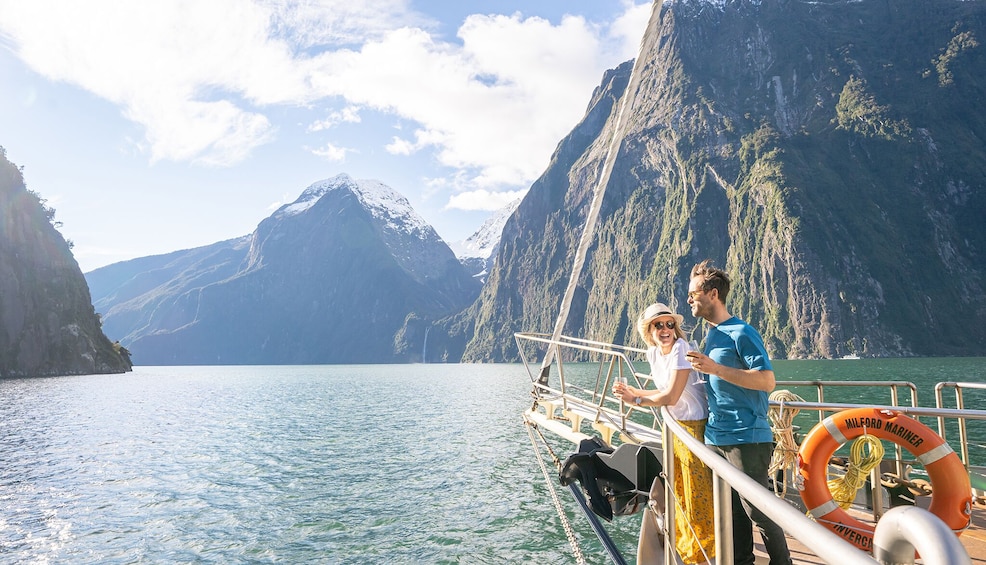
[778,380,920,419]
[936,382,986,470]
[516,332,975,565]
[770,380,986,474]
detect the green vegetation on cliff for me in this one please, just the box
[460,0,986,361]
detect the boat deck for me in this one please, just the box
[754,496,986,564]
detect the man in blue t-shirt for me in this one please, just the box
[685,260,792,565]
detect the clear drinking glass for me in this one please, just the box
[615,374,627,406]
[688,340,704,382]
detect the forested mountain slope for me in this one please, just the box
[451,0,986,361]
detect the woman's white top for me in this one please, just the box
[645,338,709,421]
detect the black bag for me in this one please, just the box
[559,437,661,521]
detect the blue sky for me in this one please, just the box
[0,0,651,272]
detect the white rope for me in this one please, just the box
[768,389,804,497]
[525,416,587,565]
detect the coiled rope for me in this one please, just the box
[768,389,803,497]
[524,415,587,565]
[828,434,885,509]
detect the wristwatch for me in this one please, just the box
[634,396,643,406]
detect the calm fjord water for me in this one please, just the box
[1,359,984,564]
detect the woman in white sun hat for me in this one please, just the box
[613,302,715,565]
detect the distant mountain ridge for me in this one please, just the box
[88,174,480,364]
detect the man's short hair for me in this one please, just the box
[691,259,730,302]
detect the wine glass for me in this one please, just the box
[688,340,705,382]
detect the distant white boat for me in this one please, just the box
[841,354,861,360]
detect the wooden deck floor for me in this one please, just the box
[751,498,986,564]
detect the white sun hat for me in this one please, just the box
[636,302,685,346]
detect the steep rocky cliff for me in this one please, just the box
[458,0,986,361]
[0,148,132,377]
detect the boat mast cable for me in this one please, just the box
[538,0,665,385]
[525,419,590,564]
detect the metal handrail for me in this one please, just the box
[515,331,660,424]
[935,382,986,470]
[777,380,920,423]
[771,380,986,477]
[773,399,986,478]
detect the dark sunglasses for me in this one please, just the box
[650,320,676,330]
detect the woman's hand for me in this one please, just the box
[612,382,638,403]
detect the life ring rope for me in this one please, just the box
[826,434,884,510]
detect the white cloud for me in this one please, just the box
[385,136,416,156]
[384,127,446,156]
[0,0,650,189]
[0,0,306,164]
[306,14,618,189]
[311,143,348,161]
[446,188,527,212]
[610,1,655,56]
[307,105,362,132]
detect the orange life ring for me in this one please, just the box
[797,407,971,553]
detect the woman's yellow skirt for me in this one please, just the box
[672,419,715,564]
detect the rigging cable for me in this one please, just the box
[537,0,666,385]
[524,416,588,565]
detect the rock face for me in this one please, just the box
[0,148,132,377]
[459,0,986,361]
[87,174,480,364]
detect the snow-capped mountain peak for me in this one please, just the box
[278,174,431,239]
[450,198,521,260]
[449,198,521,281]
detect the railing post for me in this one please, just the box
[661,417,677,565]
[956,386,971,471]
[713,470,734,565]
[870,465,885,520]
